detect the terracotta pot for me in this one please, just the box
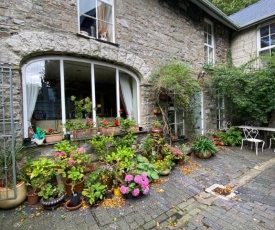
[45,133,63,143]
[72,128,97,139]
[27,192,39,205]
[0,181,27,209]
[65,177,84,197]
[65,198,83,211]
[150,127,163,139]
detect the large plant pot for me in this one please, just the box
[41,193,65,210]
[101,126,120,135]
[45,133,63,143]
[0,181,27,209]
[195,152,212,159]
[65,177,84,197]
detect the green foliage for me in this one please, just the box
[89,134,114,161]
[209,0,259,15]
[82,182,107,205]
[218,127,242,146]
[206,56,275,124]
[0,140,25,186]
[71,95,92,119]
[118,117,136,132]
[150,60,201,109]
[106,146,135,175]
[134,155,159,181]
[38,183,63,200]
[54,140,77,155]
[113,131,137,148]
[67,165,84,184]
[192,137,218,156]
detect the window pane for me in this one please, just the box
[270,23,275,34]
[260,49,270,56]
[95,65,116,118]
[204,32,208,43]
[260,25,269,37]
[79,0,96,37]
[208,34,212,45]
[271,34,275,46]
[261,36,270,48]
[64,61,91,120]
[28,60,61,130]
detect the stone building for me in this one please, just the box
[0,0,241,141]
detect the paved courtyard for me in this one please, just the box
[0,146,274,230]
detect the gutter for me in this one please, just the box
[189,0,240,31]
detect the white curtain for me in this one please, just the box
[26,61,44,126]
[26,83,41,126]
[120,74,133,119]
[97,1,112,40]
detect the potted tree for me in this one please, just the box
[192,136,218,159]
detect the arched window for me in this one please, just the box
[22,57,140,138]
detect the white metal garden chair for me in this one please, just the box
[241,128,265,155]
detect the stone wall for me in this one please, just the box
[230,26,258,67]
[0,0,231,139]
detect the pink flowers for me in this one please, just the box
[120,172,150,196]
[87,119,94,127]
[75,147,86,154]
[55,151,66,158]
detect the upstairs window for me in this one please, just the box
[259,22,275,56]
[78,0,115,43]
[204,19,214,65]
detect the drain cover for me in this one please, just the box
[205,184,236,200]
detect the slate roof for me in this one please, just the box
[229,0,275,28]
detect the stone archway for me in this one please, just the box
[3,31,151,79]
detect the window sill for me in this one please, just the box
[76,33,120,47]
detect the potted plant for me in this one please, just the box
[192,136,218,159]
[82,168,107,206]
[150,120,163,139]
[45,128,63,143]
[134,155,159,182]
[39,183,65,210]
[0,140,27,209]
[154,156,173,176]
[65,165,85,197]
[69,96,97,139]
[89,134,114,162]
[217,127,242,146]
[118,117,137,133]
[119,172,150,198]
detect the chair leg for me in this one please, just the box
[269,138,273,149]
[255,143,258,155]
[241,140,244,150]
[261,142,265,152]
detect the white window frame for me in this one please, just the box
[78,0,115,43]
[22,56,140,138]
[258,21,275,56]
[204,19,215,65]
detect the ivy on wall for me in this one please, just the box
[205,55,275,124]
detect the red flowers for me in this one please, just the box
[114,119,119,126]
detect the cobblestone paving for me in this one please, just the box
[0,146,274,230]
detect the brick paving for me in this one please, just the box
[0,146,274,230]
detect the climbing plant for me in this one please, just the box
[150,60,201,138]
[205,55,275,124]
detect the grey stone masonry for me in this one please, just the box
[0,0,231,138]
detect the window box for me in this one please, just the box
[45,133,63,143]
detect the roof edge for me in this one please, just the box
[190,0,240,30]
